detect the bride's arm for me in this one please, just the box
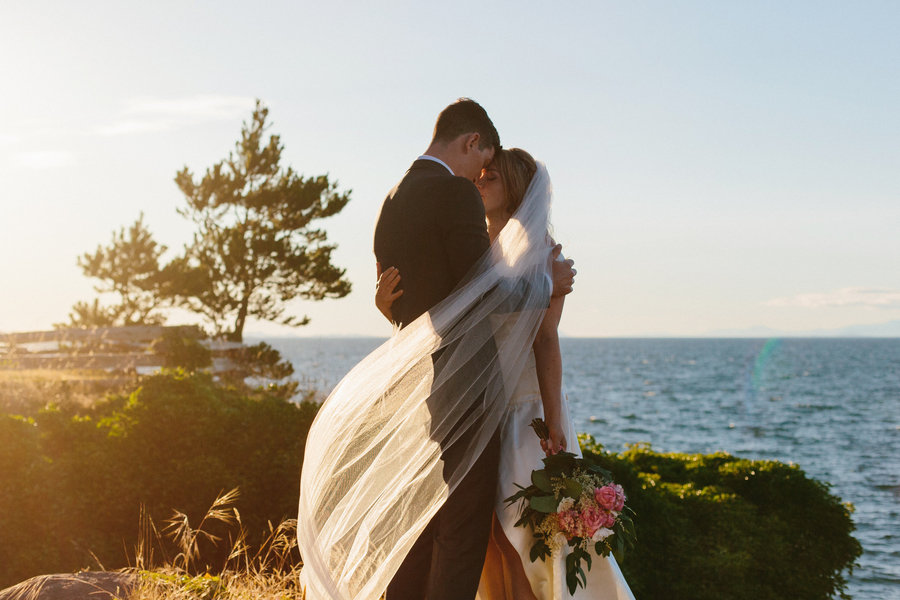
[533,294,567,454]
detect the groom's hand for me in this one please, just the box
[550,244,576,297]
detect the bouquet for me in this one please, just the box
[505,419,636,594]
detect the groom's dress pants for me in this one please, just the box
[386,425,501,600]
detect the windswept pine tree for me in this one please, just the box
[167,100,352,341]
[60,213,168,328]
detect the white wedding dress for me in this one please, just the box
[477,335,636,600]
[296,162,631,600]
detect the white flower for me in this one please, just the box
[557,497,575,512]
[592,527,614,542]
[551,532,568,553]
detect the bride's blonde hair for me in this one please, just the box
[492,147,537,215]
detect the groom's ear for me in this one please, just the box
[462,132,481,153]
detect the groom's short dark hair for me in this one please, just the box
[432,98,501,151]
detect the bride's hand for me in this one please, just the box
[540,421,567,456]
[375,262,403,322]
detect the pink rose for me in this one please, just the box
[556,509,579,539]
[613,484,626,512]
[580,505,605,538]
[594,485,619,511]
[603,511,617,529]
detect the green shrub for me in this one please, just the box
[0,381,862,598]
[0,414,56,584]
[579,436,862,600]
[150,331,212,371]
[0,370,317,586]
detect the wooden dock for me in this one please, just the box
[0,325,243,373]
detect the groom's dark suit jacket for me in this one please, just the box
[374,159,490,328]
[374,159,499,600]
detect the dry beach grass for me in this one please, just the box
[124,489,307,600]
[0,489,312,600]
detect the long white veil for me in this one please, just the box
[297,162,556,600]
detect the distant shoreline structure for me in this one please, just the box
[5,320,898,341]
[241,318,900,340]
[8,321,897,341]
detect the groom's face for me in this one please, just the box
[459,141,495,183]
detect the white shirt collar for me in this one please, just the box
[417,155,454,176]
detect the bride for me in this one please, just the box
[376,148,635,600]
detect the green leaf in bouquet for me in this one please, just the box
[532,469,552,492]
[504,485,532,505]
[623,514,637,536]
[541,454,562,470]
[595,540,611,557]
[565,552,580,594]
[542,451,577,475]
[586,462,613,480]
[616,532,626,558]
[615,511,637,549]
[529,538,551,563]
[530,494,558,513]
[562,477,582,499]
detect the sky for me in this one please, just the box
[1,1,898,337]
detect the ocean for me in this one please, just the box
[259,337,900,599]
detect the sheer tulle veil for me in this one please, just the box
[297,162,556,600]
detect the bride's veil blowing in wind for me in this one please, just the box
[297,163,557,600]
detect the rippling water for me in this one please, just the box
[260,337,900,600]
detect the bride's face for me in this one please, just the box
[476,167,506,217]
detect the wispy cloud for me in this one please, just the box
[766,288,900,309]
[13,150,75,169]
[97,94,256,136]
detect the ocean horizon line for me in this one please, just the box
[245,333,900,340]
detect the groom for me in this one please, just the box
[374,98,575,600]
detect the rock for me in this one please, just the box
[0,572,137,600]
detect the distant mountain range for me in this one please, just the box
[697,319,900,338]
